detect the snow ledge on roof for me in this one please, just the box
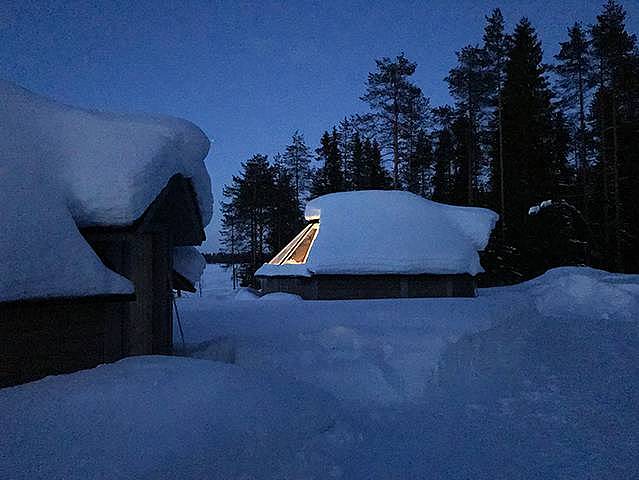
[173,247,207,286]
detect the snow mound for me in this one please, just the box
[172,247,206,286]
[234,287,261,300]
[0,80,212,301]
[0,356,351,480]
[260,292,304,301]
[260,190,498,277]
[436,285,639,478]
[522,267,639,321]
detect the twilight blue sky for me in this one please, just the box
[1,0,637,250]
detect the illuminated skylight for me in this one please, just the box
[268,222,319,265]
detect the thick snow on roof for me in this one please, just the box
[173,247,206,286]
[0,80,213,301]
[258,190,498,277]
[1,80,212,227]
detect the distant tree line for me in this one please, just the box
[220,1,639,286]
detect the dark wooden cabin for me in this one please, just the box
[0,174,205,388]
[255,220,477,300]
[254,190,497,300]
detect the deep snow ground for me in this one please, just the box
[1,264,638,479]
[177,265,639,479]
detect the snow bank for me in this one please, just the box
[179,266,511,405]
[7,264,639,479]
[0,80,212,301]
[260,292,303,301]
[435,270,639,478]
[234,288,260,300]
[172,247,206,286]
[0,356,351,480]
[521,267,639,321]
[259,190,498,277]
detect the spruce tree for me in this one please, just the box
[404,130,432,196]
[349,132,367,190]
[220,154,275,286]
[431,106,456,203]
[310,130,344,198]
[365,139,392,190]
[590,0,638,271]
[269,159,304,254]
[501,18,563,248]
[337,117,357,189]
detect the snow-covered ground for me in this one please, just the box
[2,264,638,479]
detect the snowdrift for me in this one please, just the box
[3,265,639,478]
[0,356,350,480]
[435,267,639,478]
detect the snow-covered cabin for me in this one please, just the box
[0,81,212,387]
[255,191,498,299]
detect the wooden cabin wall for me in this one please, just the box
[0,175,201,387]
[0,299,128,388]
[258,274,477,300]
[150,230,172,354]
[84,229,173,356]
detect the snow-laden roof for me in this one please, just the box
[0,80,213,302]
[257,190,498,277]
[173,247,206,286]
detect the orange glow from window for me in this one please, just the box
[268,222,319,265]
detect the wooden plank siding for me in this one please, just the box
[0,297,129,388]
[258,274,477,300]
[83,229,173,355]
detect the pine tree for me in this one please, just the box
[446,45,491,204]
[483,8,510,231]
[282,131,312,208]
[554,22,594,216]
[220,186,241,289]
[361,54,428,187]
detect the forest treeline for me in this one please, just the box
[219,1,639,286]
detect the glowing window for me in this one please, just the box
[268,222,319,265]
